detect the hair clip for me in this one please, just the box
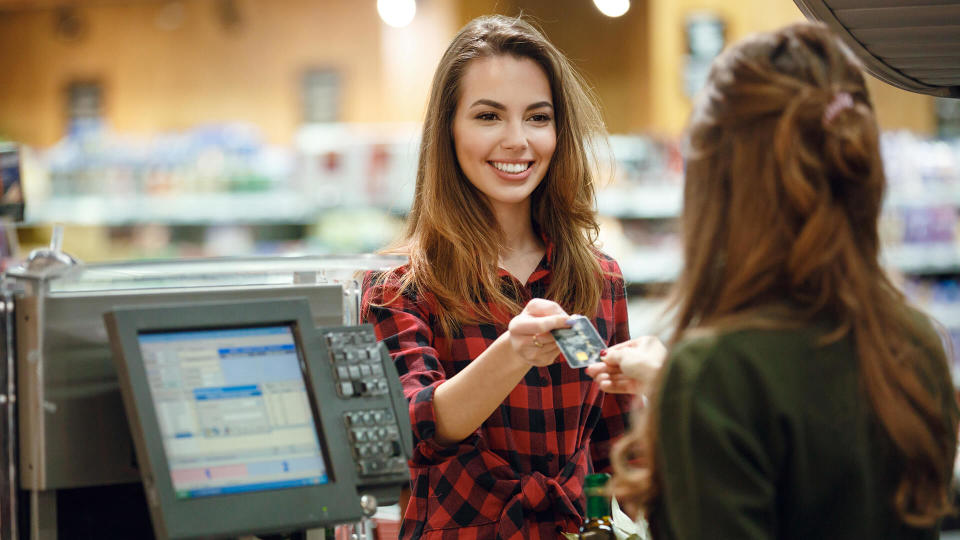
[822,92,854,126]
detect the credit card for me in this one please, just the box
[551,315,607,369]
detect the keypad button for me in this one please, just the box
[359,365,372,377]
[371,364,384,377]
[338,382,354,397]
[348,366,361,379]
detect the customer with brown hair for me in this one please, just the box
[363,14,637,539]
[596,21,959,539]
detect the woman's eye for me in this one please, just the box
[476,112,498,121]
[529,113,552,123]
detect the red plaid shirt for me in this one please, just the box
[362,246,632,540]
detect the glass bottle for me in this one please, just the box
[579,473,616,539]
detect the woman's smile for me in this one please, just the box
[488,160,535,180]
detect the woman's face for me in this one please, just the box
[452,55,557,212]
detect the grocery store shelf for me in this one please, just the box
[25,191,340,226]
[617,244,960,285]
[596,184,682,219]
[626,297,673,340]
[619,248,683,284]
[882,244,960,275]
[593,183,956,220]
[923,304,960,330]
[599,185,960,218]
[27,183,954,227]
[886,186,960,208]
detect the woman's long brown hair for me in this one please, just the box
[378,15,608,336]
[612,22,958,526]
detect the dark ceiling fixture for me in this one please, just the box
[793,0,960,98]
[216,0,242,33]
[52,5,86,42]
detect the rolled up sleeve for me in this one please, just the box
[363,273,461,463]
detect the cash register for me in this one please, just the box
[105,298,412,539]
[0,253,411,540]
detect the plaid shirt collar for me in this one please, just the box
[495,231,555,285]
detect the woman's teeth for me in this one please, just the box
[491,162,531,174]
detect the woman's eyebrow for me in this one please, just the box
[469,98,506,110]
[467,99,554,111]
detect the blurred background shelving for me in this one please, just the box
[15,126,960,361]
[1,0,959,371]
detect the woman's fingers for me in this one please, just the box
[523,298,568,317]
[585,361,620,378]
[618,337,666,381]
[585,336,667,394]
[586,363,636,394]
[508,313,570,336]
[592,370,640,394]
[507,316,568,368]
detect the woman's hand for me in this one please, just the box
[586,335,666,394]
[507,298,571,367]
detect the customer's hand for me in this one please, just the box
[586,335,666,394]
[507,298,570,368]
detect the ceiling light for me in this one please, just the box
[377,0,416,28]
[593,0,630,18]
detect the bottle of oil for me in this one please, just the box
[579,473,616,539]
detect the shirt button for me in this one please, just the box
[539,377,549,385]
[545,453,555,461]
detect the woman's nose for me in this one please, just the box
[500,121,528,150]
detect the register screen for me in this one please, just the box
[138,325,329,498]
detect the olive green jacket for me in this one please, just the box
[650,316,957,540]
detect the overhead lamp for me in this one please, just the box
[377,0,416,28]
[593,0,630,18]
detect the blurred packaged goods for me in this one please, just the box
[11,124,960,365]
[294,123,418,213]
[879,132,960,274]
[26,122,419,226]
[15,122,419,259]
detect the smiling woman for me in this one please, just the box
[452,55,557,227]
[362,14,641,540]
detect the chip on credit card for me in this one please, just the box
[551,315,607,369]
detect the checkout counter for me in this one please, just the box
[0,250,413,540]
